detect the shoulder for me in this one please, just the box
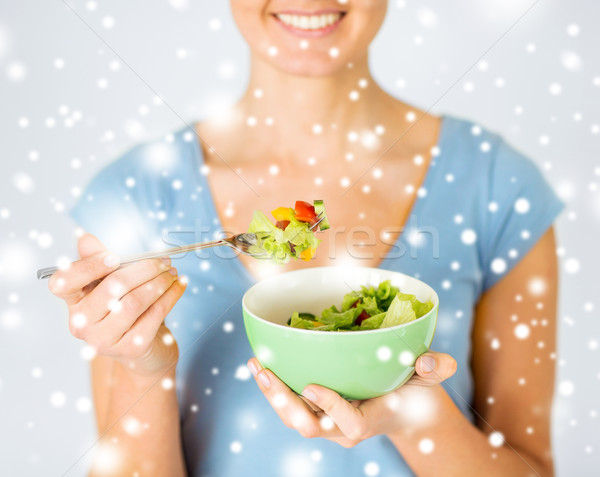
[440,115,541,182]
[440,117,563,291]
[99,126,198,180]
[70,125,201,249]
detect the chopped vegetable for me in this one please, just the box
[247,200,330,263]
[313,199,330,231]
[287,280,434,331]
[294,201,317,223]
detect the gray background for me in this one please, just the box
[1,0,599,475]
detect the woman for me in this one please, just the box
[49,1,563,475]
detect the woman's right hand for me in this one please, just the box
[48,233,187,377]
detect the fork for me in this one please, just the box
[36,214,325,280]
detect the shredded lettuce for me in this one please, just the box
[247,209,321,264]
[287,280,434,331]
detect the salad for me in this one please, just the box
[247,200,330,263]
[287,280,434,331]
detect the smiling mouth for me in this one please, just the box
[273,11,346,31]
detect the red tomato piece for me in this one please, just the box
[294,200,317,223]
[276,220,290,230]
[355,310,370,326]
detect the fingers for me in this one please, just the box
[412,351,457,385]
[79,258,173,322]
[78,233,106,258]
[301,385,369,441]
[48,234,119,303]
[247,358,340,439]
[118,277,187,354]
[91,268,179,345]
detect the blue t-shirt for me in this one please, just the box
[70,115,563,477]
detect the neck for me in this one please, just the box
[234,53,397,162]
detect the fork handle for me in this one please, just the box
[36,238,229,280]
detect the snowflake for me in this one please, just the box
[81,345,96,361]
[122,416,142,435]
[489,431,504,447]
[490,258,507,274]
[234,365,251,381]
[50,391,67,408]
[560,50,583,72]
[558,380,575,397]
[566,23,580,36]
[549,83,562,96]
[514,198,531,214]
[398,350,414,366]
[417,7,438,28]
[12,172,35,194]
[364,461,380,476]
[418,438,435,454]
[514,324,530,339]
[564,258,580,274]
[376,346,392,362]
[461,229,477,245]
[1,308,20,329]
[6,61,27,82]
[320,416,334,431]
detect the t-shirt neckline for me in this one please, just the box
[187,115,451,282]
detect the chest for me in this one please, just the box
[202,154,431,275]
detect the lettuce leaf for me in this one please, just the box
[289,312,318,330]
[319,306,359,330]
[359,312,386,330]
[379,296,417,328]
[248,210,320,263]
[287,281,434,332]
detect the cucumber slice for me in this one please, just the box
[313,199,330,231]
[287,312,316,325]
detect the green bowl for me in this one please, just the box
[242,266,438,400]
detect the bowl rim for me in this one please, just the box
[242,266,439,335]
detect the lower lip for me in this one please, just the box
[273,15,344,38]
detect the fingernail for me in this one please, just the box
[302,388,317,403]
[103,253,120,268]
[420,355,436,373]
[248,361,258,376]
[257,372,270,388]
[161,257,171,267]
[168,267,178,276]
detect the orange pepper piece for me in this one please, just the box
[271,207,294,222]
[299,247,316,261]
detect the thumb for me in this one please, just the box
[413,351,457,385]
[78,233,108,259]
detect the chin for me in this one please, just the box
[263,50,355,78]
[232,1,386,79]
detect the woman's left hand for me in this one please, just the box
[247,351,457,448]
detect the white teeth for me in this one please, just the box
[276,12,342,30]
